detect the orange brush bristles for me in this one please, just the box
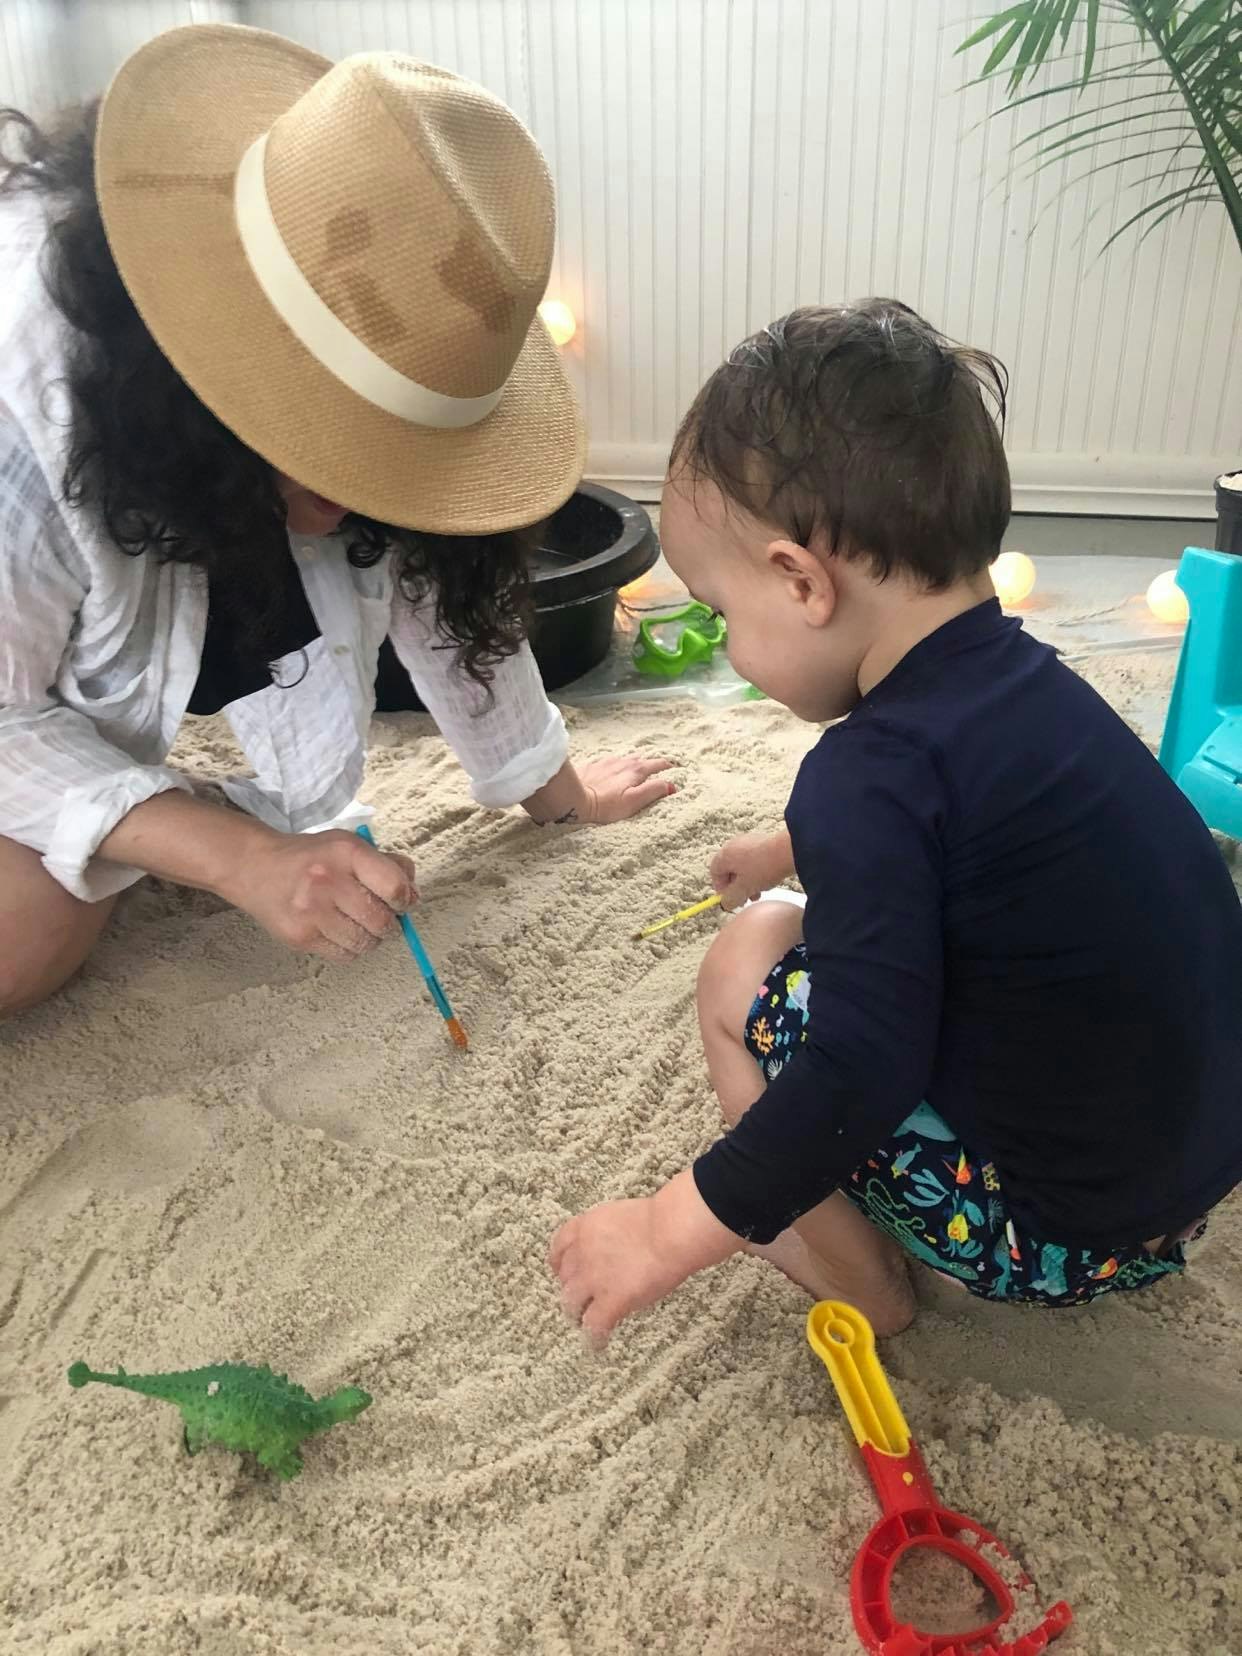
[446,1018,469,1050]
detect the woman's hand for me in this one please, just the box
[219,829,417,961]
[549,1170,739,1347]
[710,828,795,911]
[523,755,675,826]
[100,793,418,962]
[575,755,677,823]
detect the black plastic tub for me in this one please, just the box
[374,482,659,710]
[1214,472,1242,554]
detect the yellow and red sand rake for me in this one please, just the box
[807,1302,1073,1656]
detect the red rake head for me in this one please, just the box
[807,1304,1072,1656]
[850,1495,1073,1656]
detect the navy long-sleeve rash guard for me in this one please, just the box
[694,600,1242,1248]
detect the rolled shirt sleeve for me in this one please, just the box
[0,452,190,902]
[386,588,568,809]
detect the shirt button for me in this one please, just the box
[333,645,349,657]
[300,546,315,560]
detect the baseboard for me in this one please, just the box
[586,444,1225,519]
[1004,454,1221,518]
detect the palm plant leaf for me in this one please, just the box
[958,1,1242,254]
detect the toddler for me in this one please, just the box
[551,301,1242,1343]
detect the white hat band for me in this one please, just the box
[233,133,506,429]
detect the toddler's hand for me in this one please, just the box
[549,1170,738,1346]
[710,828,795,911]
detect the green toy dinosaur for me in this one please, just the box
[68,1360,372,1481]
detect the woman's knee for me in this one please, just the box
[0,952,90,1016]
[0,839,115,1016]
[0,917,111,1016]
[0,965,53,1017]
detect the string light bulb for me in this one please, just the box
[538,299,577,347]
[619,571,657,601]
[1146,569,1189,624]
[991,550,1037,606]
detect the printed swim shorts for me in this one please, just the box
[745,944,1198,1306]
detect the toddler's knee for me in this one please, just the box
[696,901,803,1028]
[695,922,734,1005]
[706,900,802,978]
[696,916,751,1024]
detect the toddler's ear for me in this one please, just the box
[767,538,836,627]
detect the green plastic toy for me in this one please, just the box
[68,1359,372,1481]
[633,601,727,677]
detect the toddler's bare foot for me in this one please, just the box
[748,1229,916,1337]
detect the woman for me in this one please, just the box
[0,25,671,1015]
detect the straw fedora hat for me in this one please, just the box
[95,24,585,534]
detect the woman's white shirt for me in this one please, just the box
[0,196,568,902]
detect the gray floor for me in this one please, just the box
[561,526,1199,741]
[1002,514,1214,560]
[558,516,1242,871]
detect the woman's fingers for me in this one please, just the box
[334,877,398,942]
[592,754,673,781]
[309,936,359,964]
[623,775,679,815]
[624,755,673,780]
[351,837,416,911]
[569,754,678,823]
[389,852,420,903]
[319,907,380,956]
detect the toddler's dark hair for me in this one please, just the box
[670,300,1011,588]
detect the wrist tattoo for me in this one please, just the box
[536,807,578,826]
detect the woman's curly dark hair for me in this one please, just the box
[0,100,533,685]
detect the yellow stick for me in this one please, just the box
[632,892,722,941]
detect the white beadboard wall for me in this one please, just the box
[0,2,242,106]
[3,0,1239,514]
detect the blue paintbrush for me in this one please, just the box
[355,824,467,1049]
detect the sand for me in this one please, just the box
[1,691,1240,1656]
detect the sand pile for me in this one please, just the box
[1,695,1239,1655]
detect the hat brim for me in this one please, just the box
[95,25,586,534]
